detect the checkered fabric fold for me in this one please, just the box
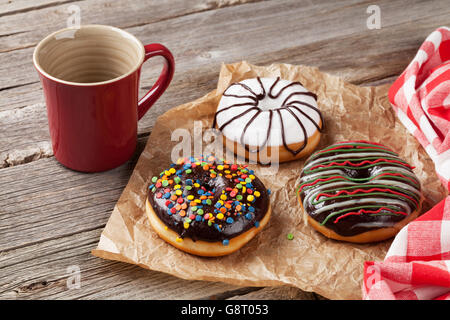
[362,27,450,300]
[388,26,450,188]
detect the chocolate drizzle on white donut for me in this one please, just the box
[213,77,324,155]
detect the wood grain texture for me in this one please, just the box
[226,286,318,300]
[1,0,449,169]
[0,135,148,252]
[2,0,442,90]
[0,0,78,17]
[0,133,317,300]
[0,228,244,299]
[0,0,263,51]
[0,131,321,300]
[0,0,445,300]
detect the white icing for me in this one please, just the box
[303,181,355,208]
[314,198,412,215]
[303,151,398,169]
[369,179,421,194]
[299,142,421,221]
[300,169,345,182]
[370,166,419,179]
[302,179,420,210]
[300,170,420,195]
[215,78,321,147]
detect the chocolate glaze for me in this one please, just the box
[148,161,270,242]
[298,141,421,237]
[213,77,324,155]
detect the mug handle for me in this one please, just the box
[137,43,175,120]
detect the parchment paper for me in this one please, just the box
[92,61,447,300]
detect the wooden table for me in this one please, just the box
[1,0,448,300]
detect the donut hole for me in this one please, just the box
[205,178,219,192]
[342,167,376,179]
[200,174,226,195]
[257,95,282,111]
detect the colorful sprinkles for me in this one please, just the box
[148,156,267,245]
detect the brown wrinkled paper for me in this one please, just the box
[92,61,447,300]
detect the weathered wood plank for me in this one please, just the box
[0,228,245,299]
[0,0,336,89]
[0,129,316,300]
[1,0,446,253]
[3,0,443,90]
[0,0,356,166]
[0,0,78,17]
[0,0,256,91]
[0,0,262,52]
[1,10,448,167]
[0,0,447,301]
[0,135,147,251]
[0,82,43,111]
[226,286,318,300]
[0,225,321,300]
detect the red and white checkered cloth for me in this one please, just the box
[388,26,450,188]
[362,27,450,300]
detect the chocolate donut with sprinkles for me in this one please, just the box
[297,141,423,243]
[146,155,271,256]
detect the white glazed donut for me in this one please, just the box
[213,77,324,163]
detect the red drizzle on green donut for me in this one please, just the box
[298,141,421,233]
[334,207,408,223]
[314,187,418,207]
[309,158,414,171]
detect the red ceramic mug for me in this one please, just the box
[33,25,175,172]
